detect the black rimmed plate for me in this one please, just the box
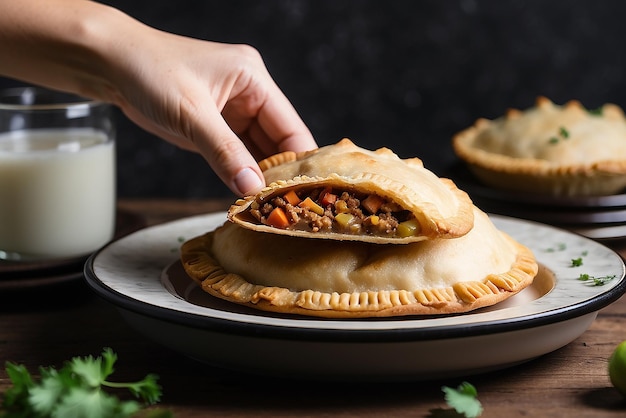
[84,213,626,381]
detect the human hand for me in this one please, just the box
[99,25,317,196]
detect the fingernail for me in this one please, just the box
[234,167,264,196]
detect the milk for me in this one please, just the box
[0,128,115,260]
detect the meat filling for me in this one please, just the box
[249,187,420,237]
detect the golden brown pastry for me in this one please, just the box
[180,206,538,318]
[453,97,626,196]
[229,138,474,243]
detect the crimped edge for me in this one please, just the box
[180,230,538,319]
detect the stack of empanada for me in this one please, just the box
[181,139,538,318]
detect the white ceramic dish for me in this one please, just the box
[84,212,626,381]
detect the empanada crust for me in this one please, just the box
[229,139,474,243]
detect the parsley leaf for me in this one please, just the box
[442,381,483,417]
[1,348,165,418]
[28,368,69,415]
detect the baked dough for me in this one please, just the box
[230,138,474,243]
[181,207,538,318]
[453,97,626,196]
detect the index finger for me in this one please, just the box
[254,81,318,153]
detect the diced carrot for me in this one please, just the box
[299,197,325,215]
[284,189,301,206]
[266,207,291,229]
[362,194,384,214]
[319,188,337,206]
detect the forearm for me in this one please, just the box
[0,0,139,103]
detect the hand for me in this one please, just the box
[102,30,317,196]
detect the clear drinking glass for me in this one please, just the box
[0,86,116,261]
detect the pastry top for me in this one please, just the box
[456,97,626,165]
[452,97,626,196]
[181,206,538,318]
[229,138,474,243]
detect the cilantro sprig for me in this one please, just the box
[441,382,483,417]
[1,348,168,418]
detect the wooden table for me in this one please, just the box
[2,199,626,417]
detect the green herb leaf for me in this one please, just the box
[442,381,483,417]
[548,127,570,145]
[571,257,583,267]
[587,107,603,116]
[28,369,68,415]
[2,363,35,410]
[1,348,164,418]
[579,273,617,286]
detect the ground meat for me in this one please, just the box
[284,204,301,224]
[341,192,361,210]
[375,213,400,234]
[303,210,333,232]
[251,187,413,237]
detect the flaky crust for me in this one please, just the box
[453,97,626,196]
[229,138,474,243]
[181,207,538,318]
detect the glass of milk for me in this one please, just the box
[0,86,116,261]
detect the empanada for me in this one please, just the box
[229,139,474,243]
[181,207,538,318]
[453,97,626,196]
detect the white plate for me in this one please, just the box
[84,213,626,381]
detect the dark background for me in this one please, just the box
[2,0,626,198]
